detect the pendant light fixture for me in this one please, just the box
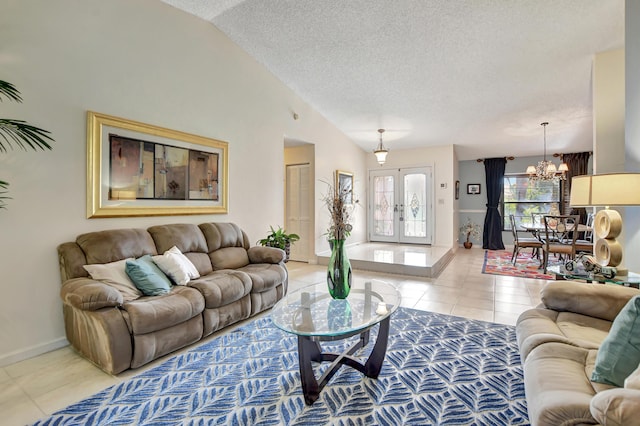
[526,122,568,182]
[373,128,388,165]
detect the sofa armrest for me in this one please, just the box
[541,281,639,322]
[61,278,123,310]
[591,388,640,425]
[247,246,286,264]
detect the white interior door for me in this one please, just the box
[286,164,311,261]
[369,167,433,244]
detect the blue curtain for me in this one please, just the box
[482,157,506,250]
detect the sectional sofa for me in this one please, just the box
[516,280,640,425]
[57,222,288,374]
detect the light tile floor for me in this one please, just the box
[1,248,548,426]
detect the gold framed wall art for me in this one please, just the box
[87,111,228,218]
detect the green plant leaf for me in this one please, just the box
[0,180,10,209]
[0,119,53,152]
[0,80,55,210]
[0,80,22,102]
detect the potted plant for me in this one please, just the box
[459,217,481,249]
[256,226,300,262]
[0,80,54,209]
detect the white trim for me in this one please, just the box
[459,209,485,213]
[0,337,68,367]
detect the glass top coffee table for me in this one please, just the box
[548,265,640,288]
[271,279,401,405]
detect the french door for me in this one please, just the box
[369,167,433,244]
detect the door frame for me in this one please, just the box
[368,166,433,244]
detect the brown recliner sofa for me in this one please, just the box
[57,222,287,375]
[516,280,640,426]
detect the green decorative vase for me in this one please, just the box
[327,239,352,299]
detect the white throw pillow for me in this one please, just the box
[83,258,142,301]
[152,246,200,286]
[625,362,640,390]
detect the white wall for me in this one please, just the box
[593,49,625,174]
[0,0,366,365]
[625,1,640,273]
[367,144,457,248]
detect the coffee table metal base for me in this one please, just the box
[297,316,390,405]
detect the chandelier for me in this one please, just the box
[373,128,388,165]
[526,122,568,182]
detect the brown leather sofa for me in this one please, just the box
[516,280,640,426]
[57,222,287,374]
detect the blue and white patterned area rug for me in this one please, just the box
[34,308,529,425]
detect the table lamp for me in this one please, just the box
[570,173,640,276]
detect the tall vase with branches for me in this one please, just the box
[322,179,358,299]
[0,80,54,209]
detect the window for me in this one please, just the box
[502,174,562,230]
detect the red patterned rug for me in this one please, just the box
[482,249,556,280]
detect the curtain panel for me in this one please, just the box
[483,157,507,250]
[562,152,591,223]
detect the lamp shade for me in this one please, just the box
[569,175,592,207]
[590,173,640,206]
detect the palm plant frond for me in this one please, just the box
[0,80,23,102]
[0,180,10,209]
[0,119,53,152]
[0,79,54,209]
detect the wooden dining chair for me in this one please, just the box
[541,215,580,273]
[574,212,594,254]
[509,215,543,265]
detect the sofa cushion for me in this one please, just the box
[516,307,611,361]
[125,255,172,296]
[83,258,142,301]
[77,228,157,264]
[147,223,208,254]
[188,270,251,309]
[237,263,287,293]
[199,222,248,251]
[122,286,204,335]
[152,246,200,285]
[209,247,250,270]
[523,342,598,426]
[592,295,640,387]
[148,224,213,277]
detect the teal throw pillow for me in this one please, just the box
[125,255,172,296]
[592,295,640,387]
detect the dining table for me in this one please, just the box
[520,223,592,239]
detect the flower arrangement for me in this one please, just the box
[322,179,359,241]
[459,217,481,242]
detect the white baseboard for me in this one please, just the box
[0,337,69,368]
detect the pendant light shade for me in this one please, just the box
[373,128,388,165]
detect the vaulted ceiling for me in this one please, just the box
[161,0,624,160]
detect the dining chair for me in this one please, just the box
[509,215,543,265]
[541,215,580,273]
[574,212,594,254]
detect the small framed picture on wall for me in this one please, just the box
[467,183,481,195]
[455,180,460,200]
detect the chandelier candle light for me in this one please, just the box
[526,122,568,182]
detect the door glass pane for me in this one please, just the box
[373,175,394,237]
[403,173,426,237]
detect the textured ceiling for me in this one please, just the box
[161,0,624,160]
